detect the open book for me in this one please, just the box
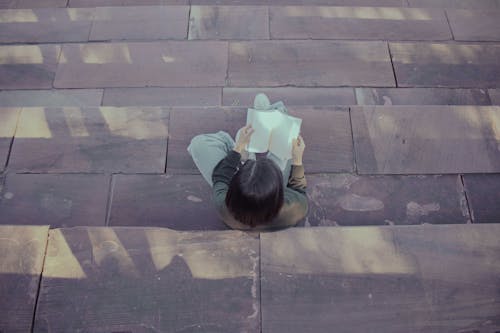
[246,108,302,168]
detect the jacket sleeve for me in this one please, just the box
[212,150,241,207]
[287,165,307,194]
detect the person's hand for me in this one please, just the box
[292,135,305,166]
[234,124,254,154]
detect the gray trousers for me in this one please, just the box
[187,130,291,187]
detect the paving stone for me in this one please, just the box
[167,108,246,174]
[447,9,500,41]
[223,87,355,106]
[408,0,500,9]
[0,44,60,90]
[0,0,67,8]
[355,87,490,105]
[109,174,225,230]
[0,8,94,43]
[0,108,20,171]
[228,41,394,87]
[0,89,103,107]
[306,174,469,226]
[463,174,500,223]
[0,225,49,333]
[55,42,228,88]
[90,6,189,41]
[0,173,109,227]
[390,42,500,88]
[189,6,269,40]
[490,89,500,104]
[261,225,500,332]
[34,227,260,332]
[103,87,221,106]
[69,0,187,6]
[351,106,500,174]
[9,107,169,173]
[270,6,451,41]
[191,0,406,5]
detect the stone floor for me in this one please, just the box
[0,0,499,332]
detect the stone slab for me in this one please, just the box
[103,87,221,106]
[447,9,500,41]
[390,42,500,88]
[490,89,500,104]
[228,41,395,87]
[0,8,94,43]
[0,173,109,228]
[9,107,169,173]
[306,174,469,226]
[167,108,246,174]
[69,0,187,6]
[223,87,355,106]
[189,6,269,40]
[109,174,225,230]
[90,6,189,41]
[270,6,451,41]
[0,108,20,171]
[54,41,228,88]
[0,44,60,90]
[355,87,490,105]
[191,0,406,5]
[261,224,500,333]
[463,174,500,223]
[0,0,68,8]
[408,0,500,9]
[0,89,103,107]
[0,225,49,333]
[351,106,500,174]
[34,227,260,332]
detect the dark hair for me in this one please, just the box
[225,159,284,228]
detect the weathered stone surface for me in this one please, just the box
[191,0,406,5]
[90,6,189,41]
[270,6,451,40]
[390,42,500,88]
[223,87,355,106]
[0,108,20,171]
[0,44,60,89]
[189,6,269,40]
[0,89,103,107]
[355,87,490,105]
[69,0,188,6]
[103,87,221,106]
[0,173,109,227]
[447,9,500,41]
[351,106,500,174]
[0,225,49,333]
[54,42,228,88]
[0,0,68,8]
[228,41,394,87]
[261,225,500,333]
[34,227,260,332]
[490,89,500,104]
[9,107,169,173]
[109,174,225,230]
[463,174,500,223]
[167,108,246,174]
[0,8,94,43]
[408,0,500,9]
[306,174,469,226]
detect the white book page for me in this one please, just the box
[269,114,302,160]
[246,109,281,153]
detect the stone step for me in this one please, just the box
[1,224,499,332]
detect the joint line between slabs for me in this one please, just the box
[459,174,474,223]
[30,229,50,333]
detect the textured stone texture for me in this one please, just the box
[0,107,20,171]
[306,174,469,226]
[103,87,221,106]
[463,174,500,223]
[228,41,395,87]
[9,107,169,173]
[390,42,500,88]
[408,0,500,9]
[447,9,500,41]
[191,0,407,5]
[490,89,500,104]
[0,225,49,333]
[351,106,500,174]
[55,42,228,88]
[0,0,68,8]
[69,0,188,6]
[261,225,500,333]
[189,6,269,40]
[34,227,260,333]
[0,89,103,107]
[0,173,109,227]
[270,6,451,40]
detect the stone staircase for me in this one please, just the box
[0,0,499,332]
